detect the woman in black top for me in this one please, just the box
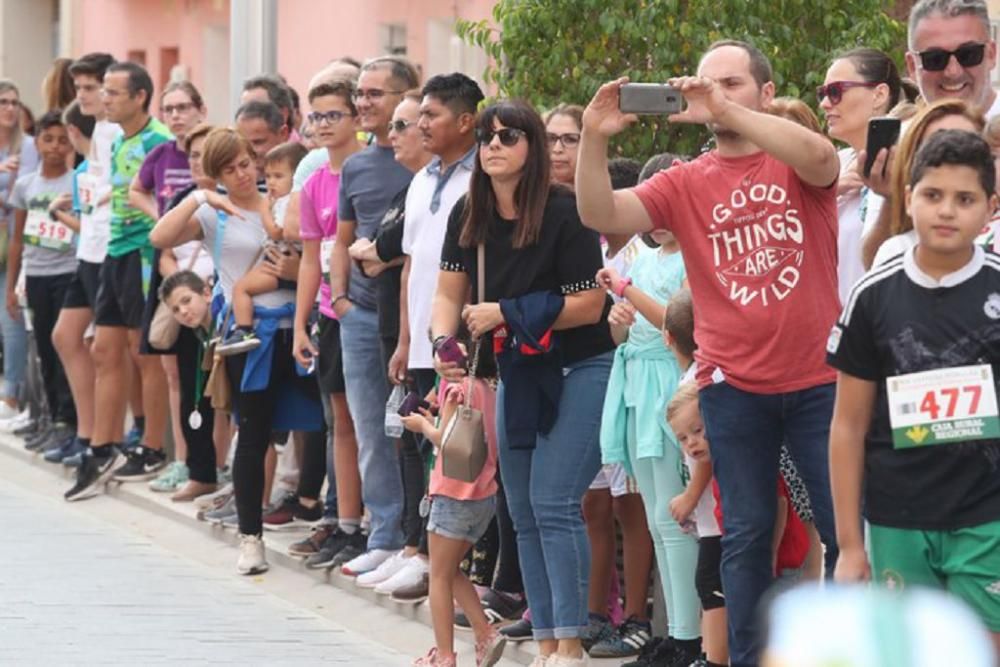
[431,100,614,664]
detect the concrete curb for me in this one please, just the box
[0,433,583,667]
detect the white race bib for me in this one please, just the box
[320,237,335,276]
[24,209,74,252]
[886,364,1000,449]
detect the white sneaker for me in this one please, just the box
[0,408,30,432]
[545,654,589,667]
[374,554,428,595]
[341,548,395,577]
[355,550,406,588]
[194,482,234,511]
[528,656,549,667]
[236,534,269,575]
[0,402,19,420]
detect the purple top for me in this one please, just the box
[300,166,340,318]
[138,140,191,216]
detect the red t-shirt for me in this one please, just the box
[633,151,839,393]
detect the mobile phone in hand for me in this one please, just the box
[619,83,684,115]
[398,392,431,417]
[863,117,901,179]
[436,336,467,368]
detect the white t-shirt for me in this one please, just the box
[835,148,867,304]
[873,229,916,267]
[76,120,120,263]
[403,155,473,369]
[686,452,721,538]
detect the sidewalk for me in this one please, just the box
[0,431,630,667]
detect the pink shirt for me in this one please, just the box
[429,379,498,501]
[299,167,340,318]
[633,151,840,393]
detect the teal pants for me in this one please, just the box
[627,408,701,640]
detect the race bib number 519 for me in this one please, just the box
[887,364,1000,449]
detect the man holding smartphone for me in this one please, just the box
[576,40,840,667]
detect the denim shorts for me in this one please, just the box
[427,495,496,543]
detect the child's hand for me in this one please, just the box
[608,301,636,328]
[400,412,431,435]
[669,491,697,524]
[596,266,622,291]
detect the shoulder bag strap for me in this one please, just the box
[466,242,486,402]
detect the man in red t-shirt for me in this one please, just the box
[577,40,841,667]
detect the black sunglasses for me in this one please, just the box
[476,127,527,147]
[914,42,986,72]
[816,80,881,105]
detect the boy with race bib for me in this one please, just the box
[828,129,1000,644]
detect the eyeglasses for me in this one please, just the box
[352,88,404,102]
[389,119,416,133]
[546,132,581,148]
[476,127,527,147]
[308,110,351,125]
[913,42,987,72]
[163,102,195,115]
[0,99,19,109]
[816,80,881,105]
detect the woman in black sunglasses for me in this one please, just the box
[430,100,615,666]
[817,48,901,303]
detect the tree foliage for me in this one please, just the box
[458,0,906,159]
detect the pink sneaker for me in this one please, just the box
[413,648,457,667]
[475,629,507,666]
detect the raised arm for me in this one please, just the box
[668,76,839,188]
[577,78,656,236]
[150,191,207,248]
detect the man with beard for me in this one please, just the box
[575,41,841,667]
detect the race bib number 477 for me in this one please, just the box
[887,364,1000,449]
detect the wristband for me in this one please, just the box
[613,277,632,299]
[431,335,448,354]
[193,190,207,206]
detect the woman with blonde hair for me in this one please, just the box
[871,99,986,265]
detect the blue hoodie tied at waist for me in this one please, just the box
[599,338,682,476]
[239,303,309,392]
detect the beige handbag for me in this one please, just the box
[438,243,489,483]
[148,246,203,350]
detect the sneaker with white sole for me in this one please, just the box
[236,534,269,575]
[375,555,429,595]
[355,550,406,588]
[546,653,590,666]
[149,461,189,492]
[194,482,234,511]
[341,548,396,577]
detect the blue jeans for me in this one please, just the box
[0,268,27,402]
[338,304,404,550]
[497,351,612,640]
[699,381,838,667]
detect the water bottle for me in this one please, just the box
[384,385,405,438]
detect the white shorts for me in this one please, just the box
[588,463,637,497]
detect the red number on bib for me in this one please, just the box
[920,390,940,420]
[941,387,959,418]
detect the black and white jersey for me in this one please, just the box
[827,245,1000,530]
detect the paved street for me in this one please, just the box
[0,469,411,666]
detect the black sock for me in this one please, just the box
[706,661,727,667]
[133,416,145,434]
[79,437,90,448]
[674,637,702,654]
[90,444,113,459]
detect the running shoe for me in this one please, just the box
[304,529,365,569]
[64,448,126,501]
[41,431,82,463]
[342,548,395,577]
[589,616,653,658]
[455,588,527,628]
[262,493,323,530]
[288,523,336,557]
[373,555,427,596]
[149,461,189,492]
[113,446,167,481]
[390,571,429,604]
[499,618,533,642]
[581,614,616,652]
[236,533,269,575]
[216,327,262,356]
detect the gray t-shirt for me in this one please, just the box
[195,203,295,315]
[10,170,78,276]
[338,143,413,310]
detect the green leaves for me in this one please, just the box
[458,0,905,160]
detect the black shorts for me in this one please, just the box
[316,313,346,395]
[62,260,102,309]
[696,536,725,611]
[94,250,147,329]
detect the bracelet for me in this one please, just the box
[613,277,632,299]
[193,190,207,206]
[332,294,350,307]
[431,335,448,354]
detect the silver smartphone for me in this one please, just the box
[619,83,683,115]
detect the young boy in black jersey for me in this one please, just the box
[827,129,1000,649]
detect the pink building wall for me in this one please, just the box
[67,0,495,122]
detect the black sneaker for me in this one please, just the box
[216,327,262,356]
[65,448,126,501]
[329,532,367,568]
[498,618,533,642]
[590,616,653,658]
[622,637,665,667]
[14,419,41,437]
[23,424,54,451]
[455,589,527,628]
[304,529,366,569]
[113,446,167,482]
[666,641,702,667]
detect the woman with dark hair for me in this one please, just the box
[431,100,614,666]
[545,103,583,188]
[817,47,901,302]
